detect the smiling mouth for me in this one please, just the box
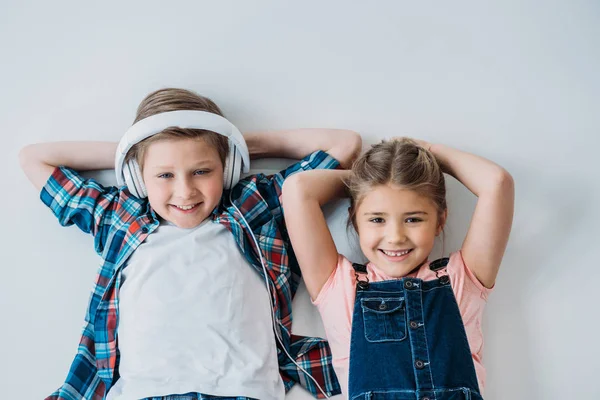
[171,203,200,211]
[379,249,412,257]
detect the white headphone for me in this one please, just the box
[115,110,250,198]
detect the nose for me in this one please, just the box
[174,176,197,199]
[386,221,407,244]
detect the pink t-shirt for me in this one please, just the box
[313,251,491,397]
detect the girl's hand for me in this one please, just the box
[412,139,432,152]
[391,137,432,152]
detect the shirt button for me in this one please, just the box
[404,280,413,289]
[141,227,148,234]
[415,359,425,369]
[422,397,431,400]
[410,321,419,329]
[378,303,387,310]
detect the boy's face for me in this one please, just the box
[142,137,224,229]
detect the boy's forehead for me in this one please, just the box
[143,137,221,166]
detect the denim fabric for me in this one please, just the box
[348,260,483,400]
[142,393,256,400]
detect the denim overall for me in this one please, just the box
[348,259,483,400]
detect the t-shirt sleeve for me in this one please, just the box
[447,251,493,303]
[40,166,125,255]
[311,254,356,388]
[446,251,492,357]
[312,254,356,343]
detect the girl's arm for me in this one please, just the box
[244,129,362,168]
[19,142,118,191]
[282,169,351,300]
[427,142,514,288]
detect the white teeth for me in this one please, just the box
[175,204,196,210]
[382,249,410,257]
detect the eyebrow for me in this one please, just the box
[363,211,428,216]
[150,161,215,170]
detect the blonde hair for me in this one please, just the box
[125,88,230,170]
[346,138,447,230]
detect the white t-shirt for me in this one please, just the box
[106,219,284,400]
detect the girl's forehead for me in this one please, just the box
[357,184,437,213]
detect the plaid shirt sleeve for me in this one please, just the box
[40,166,140,256]
[247,151,342,398]
[255,150,340,226]
[40,167,147,399]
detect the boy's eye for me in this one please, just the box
[369,217,385,224]
[157,173,173,179]
[194,169,210,175]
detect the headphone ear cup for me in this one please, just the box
[222,143,233,190]
[223,140,243,190]
[124,159,147,198]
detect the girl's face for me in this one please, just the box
[354,184,444,278]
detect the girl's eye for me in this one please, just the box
[194,169,210,175]
[157,173,173,179]
[405,217,423,223]
[369,217,385,224]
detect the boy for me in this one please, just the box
[19,88,361,400]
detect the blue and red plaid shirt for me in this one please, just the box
[40,150,341,400]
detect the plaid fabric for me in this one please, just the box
[40,150,341,400]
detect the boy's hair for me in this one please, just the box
[125,88,230,170]
[346,138,447,231]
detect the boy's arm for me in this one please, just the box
[19,141,126,254]
[426,141,514,289]
[244,129,362,168]
[19,141,118,191]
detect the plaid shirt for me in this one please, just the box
[40,150,341,400]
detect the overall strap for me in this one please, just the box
[429,257,450,285]
[351,262,370,290]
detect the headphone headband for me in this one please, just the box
[115,110,250,186]
[115,110,250,187]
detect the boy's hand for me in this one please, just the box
[244,129,361,169]
[19,142,118,191]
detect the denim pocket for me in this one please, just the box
[361,297,407,342]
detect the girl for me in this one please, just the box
[282,138,514,399]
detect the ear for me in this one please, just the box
[436,208,448,236]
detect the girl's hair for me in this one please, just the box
[346,138,447,230]
[125,88,230,170]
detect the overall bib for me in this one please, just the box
[348,259,483,400]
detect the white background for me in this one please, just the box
[1,1,599,399]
